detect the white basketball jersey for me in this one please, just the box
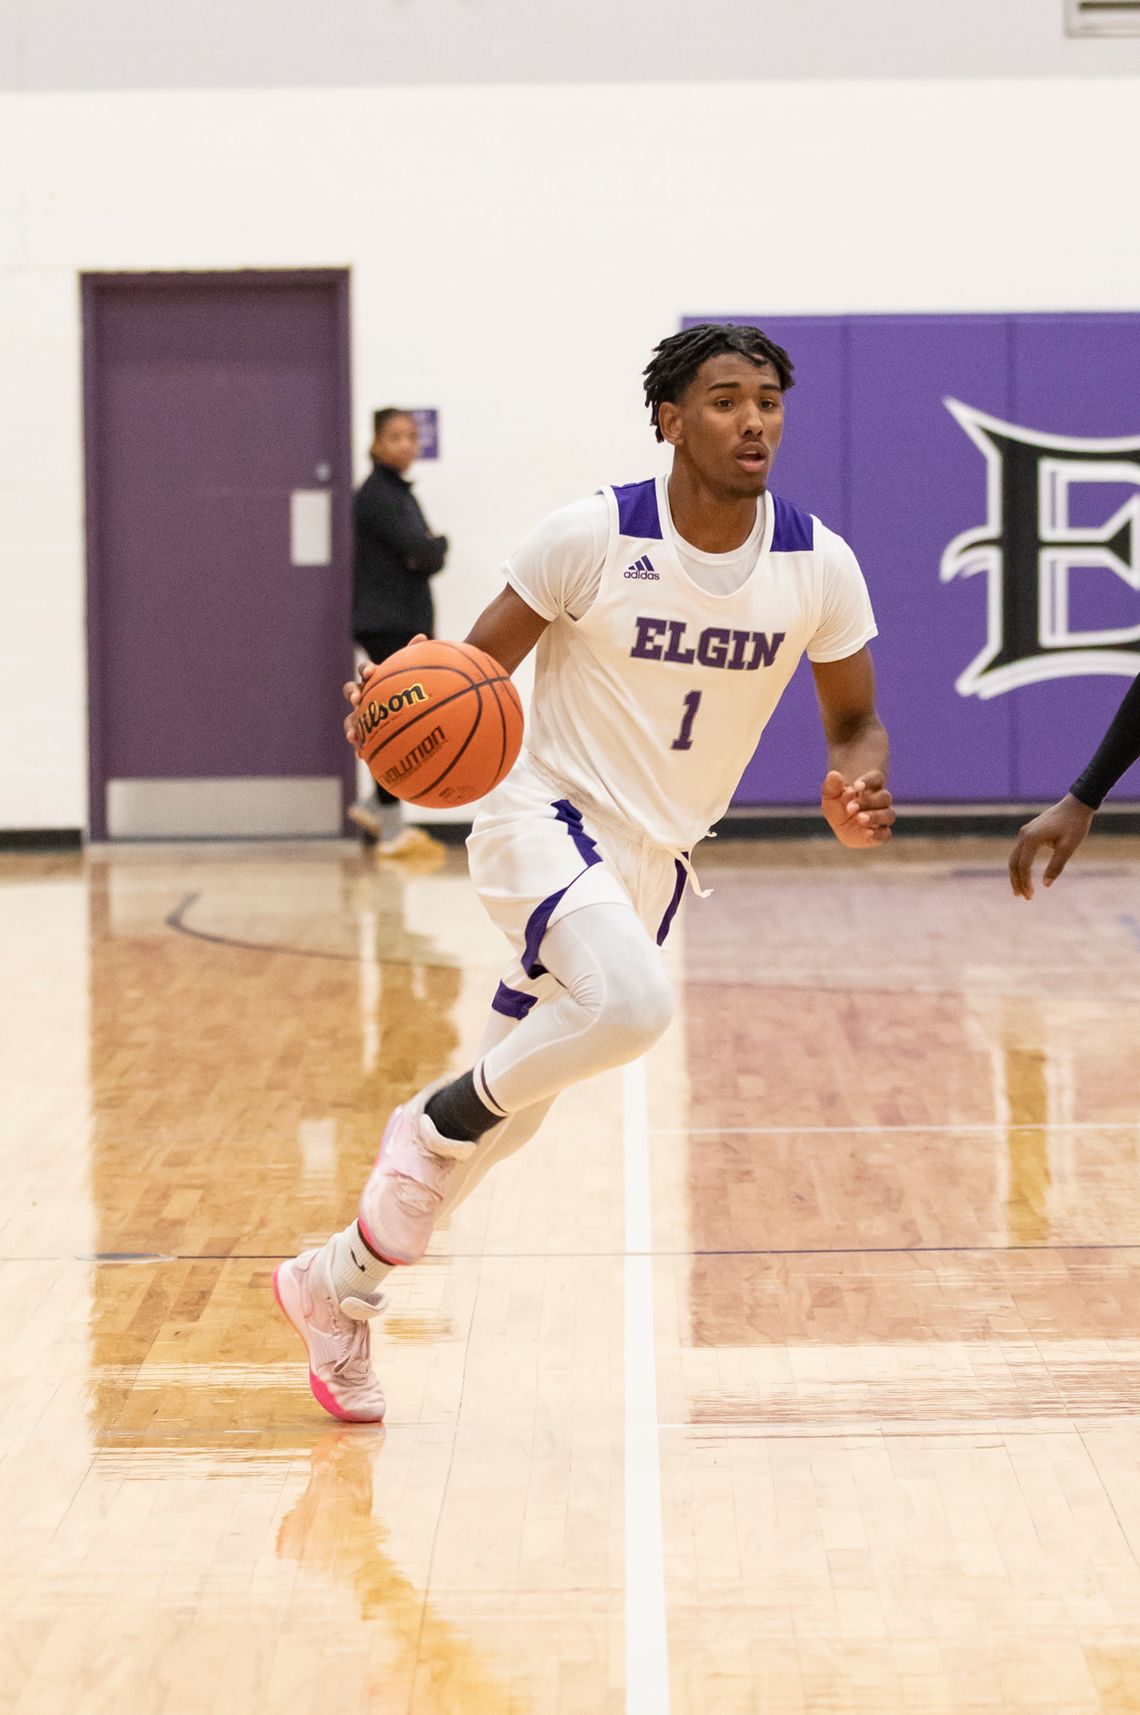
[521,473,874,851]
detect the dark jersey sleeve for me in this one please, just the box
[1070,673,1140,809]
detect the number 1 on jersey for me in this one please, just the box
[671,690,702,752]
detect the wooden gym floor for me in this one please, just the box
[3,832,1140,1715]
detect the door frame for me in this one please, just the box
[81,268,354,840]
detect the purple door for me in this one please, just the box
[84,271,353,838]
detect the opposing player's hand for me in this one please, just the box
[820,769,895,849]
[343,635,428,748]
[1008,793,1094,900]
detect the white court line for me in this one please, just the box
[623,1057,670,1715]
[650,1120,1140,1136]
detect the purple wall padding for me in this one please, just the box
[684,314,1140,806]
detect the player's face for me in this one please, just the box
[372,414,420,475]
[663,354,785,496]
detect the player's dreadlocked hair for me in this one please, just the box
[642,323,794,442]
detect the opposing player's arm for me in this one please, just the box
[1007,670,1140,899]
[464,585,550,675]
[811,645,894,849]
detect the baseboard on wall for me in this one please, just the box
[6,811,1138,852]
[0,829,84,850]
[410,820,471,847]
[719,804,1140,839]
[401,805,1140,843]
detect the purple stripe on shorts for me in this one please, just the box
[552,799,601,868]
[491,980,538,1020]
[655,856,688,946]
[521,883,572,979]
[520,798,603,979]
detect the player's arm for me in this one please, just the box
[811,645,894,849]
[465,585,550,674]
[1008,671,1140,899]
[341,589,548,746]
[342,497,587,742]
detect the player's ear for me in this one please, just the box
[657,401,683,447]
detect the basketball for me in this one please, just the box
[353,640,523,808]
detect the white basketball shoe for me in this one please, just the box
[274,1241,387,1423]
[357,1098,476,1266]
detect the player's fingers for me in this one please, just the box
[1008,833,1036,900]
[856,770,885,793]
[856,806,896,829]
[356,658,377,684]
[850,824,891,847]
[821,770,847,801]
[857,788,893,811]
[343,678,364,707]
[1042,841,1074,886]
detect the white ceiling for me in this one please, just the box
[3,0,1140,92]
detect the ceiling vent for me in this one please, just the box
[1066,0,1140,34]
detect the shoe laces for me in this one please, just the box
[394,1179,439,1214]
[328,1305,381,1386]
[319,1289,385,1384]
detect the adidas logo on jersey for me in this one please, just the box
[624,556,658,579]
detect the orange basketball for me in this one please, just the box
[353,640,523,809]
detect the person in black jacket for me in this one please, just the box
[349,408,449,855]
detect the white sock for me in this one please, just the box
[379,802,403,842]
[328,1221,392,1301]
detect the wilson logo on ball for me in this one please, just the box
[356,682,427,742]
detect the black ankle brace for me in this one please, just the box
[424,1071,499,1144]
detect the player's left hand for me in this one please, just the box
[820,769,895,848]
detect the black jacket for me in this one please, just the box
[351,462,448,636]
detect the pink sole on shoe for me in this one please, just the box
[272,1263,385,1425]
[307,1369,381,1424]
[355,1210,414,1268]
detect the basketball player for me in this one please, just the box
[275,323,896,1421]
[1008,672,1140,899]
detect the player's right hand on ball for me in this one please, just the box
[1007,793,1094,900]
[343,636,428,747]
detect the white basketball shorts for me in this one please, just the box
[466,752,690,1022]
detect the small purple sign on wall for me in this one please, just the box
[409,408,439,460]
[684,313,1140,806]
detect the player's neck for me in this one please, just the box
[666,468,759,554]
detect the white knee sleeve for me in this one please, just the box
[586,952,674,1061]
[477,902,674,1117]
